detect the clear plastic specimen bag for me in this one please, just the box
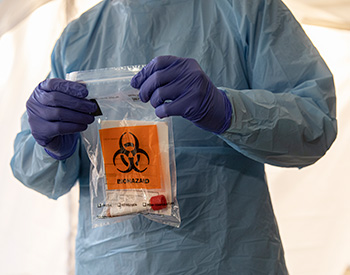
[67,67,180,228]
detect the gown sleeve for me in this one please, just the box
[10,38,81,200]
[219,0,337,167]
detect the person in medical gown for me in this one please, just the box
[11,0,337,274]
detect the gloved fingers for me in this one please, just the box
[145,72,189,109]
[33,90,97,114]
[149,87,166,108]
[39,78,89,98]
[50,121,88,136]
[138,70,174,103]
[27,102,95,125]
[154,95,192,118]
[131,56,180,88]
[148,73,193,108]
[27,112,88,146]
[32,119,88,139]
[139,58,198,103]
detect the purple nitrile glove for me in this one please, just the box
[131,56,232,134]
[26,78,97,160]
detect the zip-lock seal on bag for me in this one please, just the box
[66,67,181,228]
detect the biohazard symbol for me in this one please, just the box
[113,132,150,173]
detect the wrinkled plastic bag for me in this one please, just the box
[66,67,180,228]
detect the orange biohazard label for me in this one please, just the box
[99,125,162,190]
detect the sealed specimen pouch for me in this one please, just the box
[66,67,180,228]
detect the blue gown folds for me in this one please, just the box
[11,0,337,274]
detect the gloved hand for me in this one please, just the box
[26,78,97,160]
[131,56,232,134]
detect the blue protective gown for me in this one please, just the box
[11,0,337,274]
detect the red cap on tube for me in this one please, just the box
[150,195,168,211]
